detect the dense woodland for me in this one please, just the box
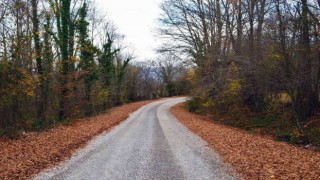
[0,0,190,135]
[1,0,320,145]
[158,0,320,145]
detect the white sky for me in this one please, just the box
[95,0,163,60]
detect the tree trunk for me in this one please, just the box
[31,0,45,121]
[59,0,71,120]
[236,0,242,56]
[299,0,317,120]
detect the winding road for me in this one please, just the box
[35,97,237,180]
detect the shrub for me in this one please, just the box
[187,93,214,114]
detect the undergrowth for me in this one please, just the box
[187,94,320,150]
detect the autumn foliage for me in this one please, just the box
[0,0,178,136]
[172,103,320,179]
[0,100,155,179]
[159,0,320,146]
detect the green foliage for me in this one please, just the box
[306,128,320,146]
[165,82,176,97]
[276,131,292,142]
[57,0,72,120]
[99,36,119,87]
[77,2,98,84]
[31,119,45,130]
[210,78,243,122]
[187,94,214,114]
[216,79,241,111]
[0,0,191,138]
[77,2,89,41]
[248,113,280,128]
[76,2,100,115]
[158,0,320,148]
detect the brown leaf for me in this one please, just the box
[171,103,320,180]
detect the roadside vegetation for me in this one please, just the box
[0,0,190,137]
[171,103,320,179]
[0,100,155,179]
[159,0,320,149]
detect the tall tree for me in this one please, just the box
[31,0,44,121]
[77,2,98,115]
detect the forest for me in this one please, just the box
[1,0,320,178]
[1,0,320,146]
[158,0,320,146]
[0,0,190,136]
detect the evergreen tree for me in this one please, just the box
[77,2,98,115]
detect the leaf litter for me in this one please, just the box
[0,100,155,179]
[171,103,320,180]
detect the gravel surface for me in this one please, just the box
[35,97,237,180]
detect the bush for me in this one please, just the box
[214,79,243,120]
[276,131,292,142]
[187,94,214,114]
[31,119,45,130]
[305,128,320,146]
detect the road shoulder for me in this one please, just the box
[171,103,320,179]
[0,100,156,179]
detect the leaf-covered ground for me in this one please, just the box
[171,103,320,179]
[0,100,155,179]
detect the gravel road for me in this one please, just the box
[35,97,238,180]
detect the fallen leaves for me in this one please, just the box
[171,103,320,180]
[0,100,155,179]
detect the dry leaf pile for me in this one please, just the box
[171,103,320,179]
[0,100,155,179]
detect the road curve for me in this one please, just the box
[35,97,237,180]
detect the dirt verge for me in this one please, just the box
[171,103,320,179]
[0,100,155,179]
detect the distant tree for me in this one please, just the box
[158,54,183,96]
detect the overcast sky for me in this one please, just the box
[95,0,163,60]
